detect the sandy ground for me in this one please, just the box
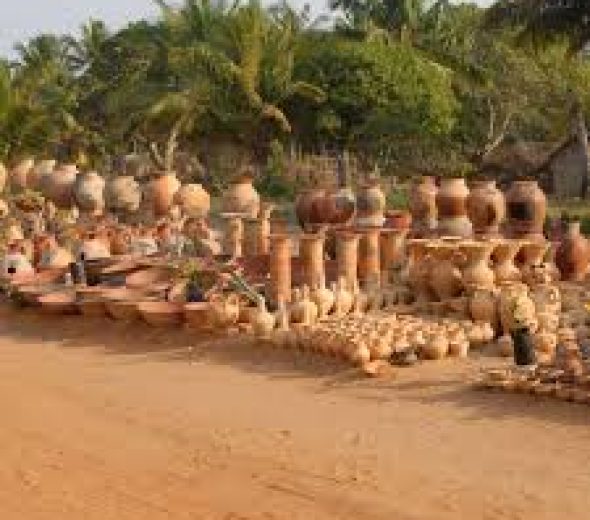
[1,305,590,519]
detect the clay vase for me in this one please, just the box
[10,158,34,191]
[422,333,449,360]
[28,159,56,191]
[174,183,210,218]
[251,296,276,338]
[151,172,181,217]
[429,243,463,301]
[492,239,522,284]
[295,188,324,230]
[436,178,472,237]
[74,171,105,215]
[409,176,437,237]
[519,240,549,286]
[0,162,6,194]
[356,177,385,227]
[466,180,505,237]
[45,164,78,208]
[469,288,498,326]
[311,278,335,320]
[461,241,495,293]
[505,179,546,240]
[555,222,589,282]
[222,173,260,218]
[106,176,142,214]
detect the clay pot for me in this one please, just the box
[466,180,505,237]
[519,240,549,286]
[555,222,589,282]
[409,176,437,236]
[505,179,546,240]
[150,172,181,217]
[222,173,260,218]
[295,188,325,229]
[311,280,335,319]
[0,162,6,193]
[174,183,210,218]
[461,241,495,292]
[332,277,354,316]
[10,158,34,191]
[138,301,184,327]
[356,177,385,227]
[436,178,472,237]
[44,164,78,208]
[207,293,240,328]
[335,232,359,290]
[74,171,105,214]
[357,227,381,285]
[251,296,276,338]
[28,159,56,191]
[290,286,318,325]
[406,239,432,302]
[429,243,463,301]
[422,333,449,360]
[469,288,498,325]
[384,210,412,231]
[493,239,522,284]
[325,186,356,225]
[106,176,142,214]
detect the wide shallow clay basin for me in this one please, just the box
[37,292,78,315]
[137,301,184,327]
[184,302,210,330]
[125,267,172,290]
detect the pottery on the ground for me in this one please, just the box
[555,222,589,282]
[505,179,546,240]
[466,179,505,237]
[421,333,449,360]
[436,178,472,237]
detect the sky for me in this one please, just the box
[0,0,494,57]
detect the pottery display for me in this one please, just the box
[409,176,437,236]
[74,171,105,215]
[28,159,56,191]
[428,243,463,301]
[44,164,78,208]
[174,183,210,218]
[436,178,472,238]
[555,222,589,282]
[356,177,385,227]
[505,179,546,240]
[466,179,505,237]
[222,172,260,218]
[150,172,181,217]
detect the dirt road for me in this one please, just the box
[0,305,589,519]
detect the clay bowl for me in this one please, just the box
[125,267,173,290]
[38,292,78,315]
[184,302,210,330]
[137,301,184,327]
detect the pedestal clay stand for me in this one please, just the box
[299,233,326,290]
[357,227,381,287]
[267,234,292,306]
[335,231,359,290]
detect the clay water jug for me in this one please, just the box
[555,222,589,282]
[174,183,210,218]
[74,171,105,215]
[505,179,546,240]
[409,176,437,237]
[151,172,181,217]
[466,179,505,237]
[436,178,472,237]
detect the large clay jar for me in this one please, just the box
[151,172,181,217]
[0,162,7,194]
[74,171,105,215]
[409,176,437,237]
[105,176,142,214]
[10,158,34,191]
[466,180,505,237]
[436,178,472,237]
[325,186,356,225]
[461,241,495,293]
[222,172,260,218]
[174,183,210,218]
[492,239,522,284]
[45,164,78,208]
[28,159,56,191]
[505,179,546,240]
[469,288,498,326]
[356,177,385,227]
[295,188,324,229]
[555,222,589,282]
[429,243,463,301]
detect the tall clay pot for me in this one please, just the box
[222,173,260,218]
[461,241,495,293]
[74,171,105,215]
[466,179,505,237]
[492,239,522,284]
[436,178,472,237]
[151,172,181,217]
[505,179,546,240]
[409,176,437,237]
[356,177,385,227]
[174,183,210,218]
[555,222,589,281]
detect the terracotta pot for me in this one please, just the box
[184,302,210,330]
[207,293,240,328]
[356,177,385,227]
[221,213,243,258]
[469,288,498,325]
[74,171,105,214]
[28,159,56,191]
[150,172,181,217]
[422,333,449,360]
[505,179,546,240]
[384,210,411,231]
[106,176,142,214]
[295,188,323,229]
[222,174,260,218]
[466,180,505,237]
[138,301,184,327]
[10,158,34,191]
[555,222,589,282]
[325,186,356,225]
[519,240,549,286]
[436,178,472,237]
[461,241,495,292]
[44,164,78,209]
[406,239,432,302]
[409,176,437,236]
[174,183,210,218]
[0,162,6,194]
[492,239,522,284]
[251,296,276,338]
[428,243,463,301]
[498,283,536,334]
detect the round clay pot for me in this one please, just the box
[469,288,498,325]
[461,241,495,292]
[325,186,356,225]
[138,301,184,327]
[409,176,437,237]
[10,158,34,191]
[174,183,210,218]
[436,178,472,237]
[150,172,181,217]
[466,179,505,237]
[356,177,385,227]
[492,239,522,284]
[505,179,546,240]
[428,243,463,301]
[106,176,142,214]
[555,222,589,282]
[421,333,449,360]
[44,164,78,208]
[295,188,324,229]
[222,173,260,218]
[28,159,56,191]
[74,171,105,214]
